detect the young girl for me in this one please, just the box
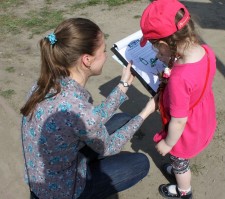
[140,0,217,198]
[20,18,158,199]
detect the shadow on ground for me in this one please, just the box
[99,76,170,177]
[181,0,225,76]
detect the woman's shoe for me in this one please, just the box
[159,184,193,199]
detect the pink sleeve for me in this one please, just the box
[168,76,192,117]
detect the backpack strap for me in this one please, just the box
[189,46,210,110]
[159,45,210,128]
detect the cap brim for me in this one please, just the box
[140,36,148,47]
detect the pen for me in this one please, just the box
[150,57,158,67]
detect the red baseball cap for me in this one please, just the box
[140,0,190,47]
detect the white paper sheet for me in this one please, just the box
[112,30,165,92]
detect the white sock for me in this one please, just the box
[178,187,192,195]
[167,185,191,195]
[168,185,177,194]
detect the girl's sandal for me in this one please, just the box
[158,184,193,199]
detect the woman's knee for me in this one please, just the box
[124,152,150,178]
[135,153,150,176]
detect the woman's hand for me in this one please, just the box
[118,62,135,93]
[138,94,159,120]
[155,139,173,156]
[120,62,135,85]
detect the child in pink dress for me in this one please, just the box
[140,0,217,198]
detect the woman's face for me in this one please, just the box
[90,33,107,76]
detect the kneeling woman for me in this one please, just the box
[21,18,157,199]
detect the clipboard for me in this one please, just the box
[111,30,165,96]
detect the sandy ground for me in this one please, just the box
[0,0,225,198]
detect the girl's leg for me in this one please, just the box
[79,152,150,199]
[170,155,191,191]
[175,170,191,191]
[171,156,192,196]
[159,155,192,198]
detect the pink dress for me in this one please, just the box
[163,45,217,159]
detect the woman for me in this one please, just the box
[21,18,157,199]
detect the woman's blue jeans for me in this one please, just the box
[78,113,150,199]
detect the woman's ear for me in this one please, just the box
[81,54,92,68]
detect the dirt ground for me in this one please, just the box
[0,0,225,199]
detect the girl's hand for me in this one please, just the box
[155,139,173,156]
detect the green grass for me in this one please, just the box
[0,0,140,37]
[0,89,16,99]
[23,7,64,35]
[0,15,24,34]
[45,0,54,4]
[106,0,140,6]
[70,0,141,10]
[5,67,15,73]
[0,7,64,37]
[104,33,110,40]
[0,0,23,10]
[133,15,141,19]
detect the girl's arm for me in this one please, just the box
[165,116,187,147]
[156,116,187,156]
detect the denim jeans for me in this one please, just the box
[78,113,150,199]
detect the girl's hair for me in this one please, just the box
[150,9,199,91]
[20,18,102,117]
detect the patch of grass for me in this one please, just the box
[0,7,64,37]
[45,0,53,4]
[0,0,23,10]
[70,0,99,10]
[5,66,15,73]
[104,33,110,40]
[0,0,139,37]
[0,89,16,99]
[23,7,64,35]
[133,15,141,19]
[70,0,141,10]
[0,14,23,34]
[106,0,140,6]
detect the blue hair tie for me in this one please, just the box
[46,33,57,45]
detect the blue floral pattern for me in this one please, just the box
[21,77,143,199]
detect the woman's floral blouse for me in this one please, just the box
[21,77,143,199]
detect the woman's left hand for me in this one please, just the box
[120,62,135,86]
[155,139,173,156]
